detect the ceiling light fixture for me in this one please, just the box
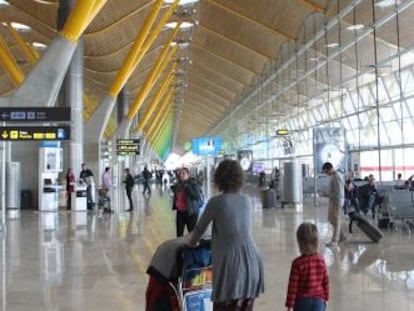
[375,0,399,8]
[326,43,339,48]
[346,24,365,31]
[11,22,31,32]
[33,42,47,49]
[165,21,194,30]
[164,0,199,5]
[0,0,9,8]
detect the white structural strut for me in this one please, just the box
[84,94,116,143]
[0,35,77,108]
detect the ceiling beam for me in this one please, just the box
[208,0,294,40]
[192,43,259,75]
[191,62,247,90]
[199,25,271,59]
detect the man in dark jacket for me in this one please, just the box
[359,174,378,217]
[79,163,95,209]
[142,166,152,195]
[343,179,359,214]
[124,168,134,212]
[171,167,203,237]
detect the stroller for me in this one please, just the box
[97,188,112,213]
[146,238,212,311]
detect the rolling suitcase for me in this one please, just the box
[348,211,384,243]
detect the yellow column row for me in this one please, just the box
[108,0,165,97]
[61,0,108,42]
[0,33,24,86]
[144,89,174,135]
[127,42,178,120]
[137,64,176,132]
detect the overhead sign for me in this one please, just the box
[192,137,221,156]
[117,151,140,156]
[276,129,290,136]
[0,107,71,122]
[0,126,70,141]
[117,139,140,145]
[116,138,140,156]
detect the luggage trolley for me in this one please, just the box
[97,188,112,214]
[177,240,213,311]
[145,238,212,311]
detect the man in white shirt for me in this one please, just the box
[321,162,345,247]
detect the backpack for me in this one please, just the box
[185,178,204,210]
[194,184,204,209]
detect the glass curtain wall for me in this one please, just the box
[210,0,414,182]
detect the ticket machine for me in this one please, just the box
[38,144,62,211]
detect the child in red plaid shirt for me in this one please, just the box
[285,222,329,311]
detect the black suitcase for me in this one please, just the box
[262,189,276,208]
[348,211,384,243]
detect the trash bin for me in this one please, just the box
[259,172,266,187]
[20,190,33,210]
[262,188,276,209]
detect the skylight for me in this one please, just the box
[0,0,9,8]
[164,0,199,5]
[11,22,31,32]
[33,42,47,49]
[165,21,194,30]
[346,24,365,31]
[375,0,399,8]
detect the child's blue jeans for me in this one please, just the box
[293,297,326,311]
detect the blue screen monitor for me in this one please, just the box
[192,137,222,156]
[252,163,264,176]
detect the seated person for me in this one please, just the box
[394,173,406,190]
[344,179,359,214]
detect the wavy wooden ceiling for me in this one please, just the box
[2,0,389,155]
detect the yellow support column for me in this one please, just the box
[108,0,165,97]
[128,44,178,120]
[28,42,40,59]
[143,89,173,134]
[148,115,170,146]
[0,35,24,86]
[146,112,172,145]
[6,23,37,64]
[146,105,173,139]
[130,4,181,76]
[137,67,175,132]
[149,112,173,145]
[0,34,17,64]
[61,0,108,42]
[154,126,172,151]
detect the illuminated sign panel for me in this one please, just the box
[0,126,70,141]
[192,137,221,156]
[276,129,289,136]
[0,107,71,122]
[116,138,140,156]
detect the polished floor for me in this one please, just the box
[1,183,414,311]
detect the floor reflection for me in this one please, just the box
[0,185,413,310]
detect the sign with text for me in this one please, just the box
[0,107,71,122]
[192,137,221,156]
[116,138,140,156]
[0,126,70,141]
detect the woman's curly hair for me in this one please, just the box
[214,159,244,193]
